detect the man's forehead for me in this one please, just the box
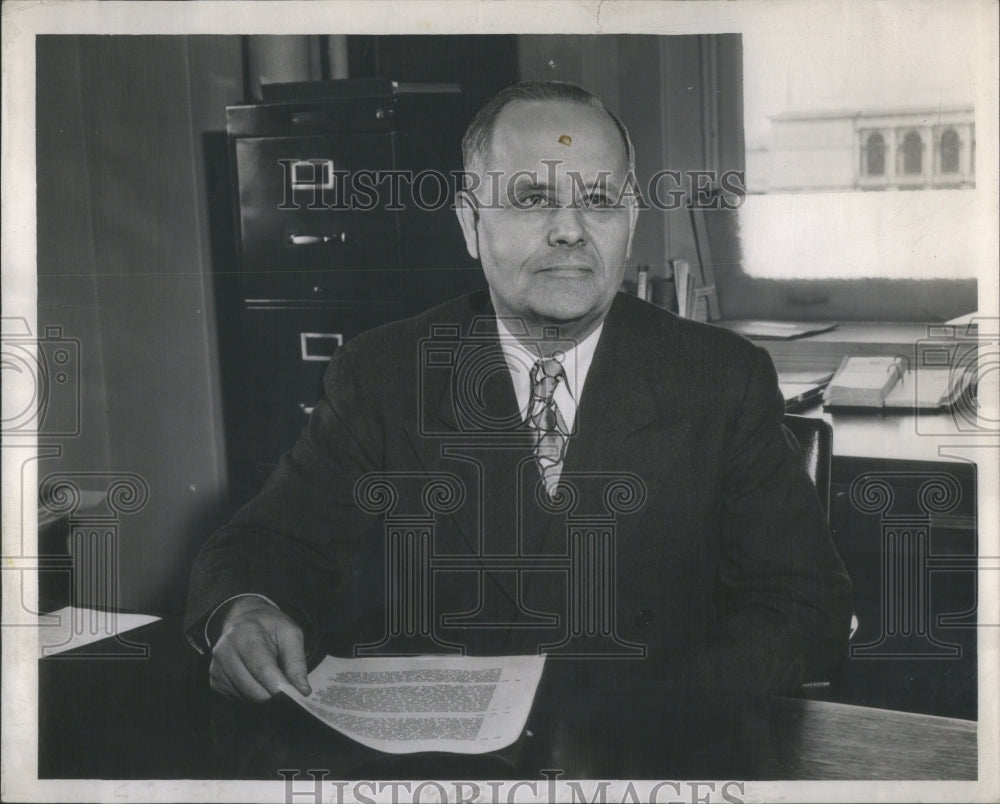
[486,100,628,175]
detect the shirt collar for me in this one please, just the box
[495,316,604,426]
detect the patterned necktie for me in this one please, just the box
[528,357,569,497]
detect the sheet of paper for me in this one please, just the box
[719,320,839,340]
[37,607,160,657]
[279,654,545,754]
[778,370,836,386]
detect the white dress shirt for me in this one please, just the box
[495,316,603,488]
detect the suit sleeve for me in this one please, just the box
[672,344,853,694]
[183,346,383,652]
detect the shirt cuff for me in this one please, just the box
[189,593,280,655]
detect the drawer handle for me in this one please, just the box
[300,332,343,361]
[299,403,315,416]
[288,232,347,246]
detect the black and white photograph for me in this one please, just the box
[2,2,998,802]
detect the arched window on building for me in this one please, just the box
[940,128,960,173]
[865,132,886,176]
[902,130,923,175]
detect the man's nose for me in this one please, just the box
[546,205,588,247]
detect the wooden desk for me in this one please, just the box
[792,403,980,721]
[38,618,976,781]
[762,320,977,374]
[798,402,978,464]
[777,699,976,780]
[769,321,984,720]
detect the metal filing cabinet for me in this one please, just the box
[224,80,487,498]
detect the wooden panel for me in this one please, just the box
[35,36,246,613]
[36,37,113,471]
[829,457,977,720]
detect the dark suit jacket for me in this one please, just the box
[186,291,852,694]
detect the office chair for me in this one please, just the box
[782,414,860,697]
[782,414,833,518]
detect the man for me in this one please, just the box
[185,81,852,702]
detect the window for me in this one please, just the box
[902,130,923,175]
[740,9,983,284]
[865,132,885,176]
[940,128,960,173]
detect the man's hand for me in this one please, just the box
[209,597,312,702]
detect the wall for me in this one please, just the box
[36,36,244,613]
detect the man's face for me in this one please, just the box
[457,100,638,343]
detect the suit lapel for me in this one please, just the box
[401,293,533,559]
[564,295,688,476]
[536,296,696,552]
[398,293,700,643]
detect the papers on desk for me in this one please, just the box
[37,606,160,657]
[279,654,545,754]
[779,371,835,411]
[718,319,839,340]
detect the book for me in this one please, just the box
[824,353,978,411]
[673,260,711,321]
[823,355,907,408]
[649,276,677,312]
[636,265,650,302]
[674,259,692,318]
[882,364,977,411]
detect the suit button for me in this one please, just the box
[634,608,653,628]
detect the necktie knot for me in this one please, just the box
[530,357,566,402]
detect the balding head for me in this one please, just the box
[461,81,635,181]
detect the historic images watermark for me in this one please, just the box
[280,770,746,804]
[1,317,152,658]
[277,160,746,212]
[846,319,1000,661]
[343,318,650,658]
[1,317,81,439]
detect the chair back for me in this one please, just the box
[782,414,833,517]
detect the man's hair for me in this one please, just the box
[461,80,636,179]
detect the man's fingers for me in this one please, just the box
[220,645,275,702]
[238,631,298,697]
[209,605,308,702]
[209,660,237,700]
[276,627,311,696]
[210,654,270,702]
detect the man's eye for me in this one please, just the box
[587,192,614,209]
[519,192,548,208]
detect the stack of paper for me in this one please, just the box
[779,371,835,411]
[279,654,545,754]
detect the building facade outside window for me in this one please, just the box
[747,107,974,193]
[865,132,886,176]
[901,130,923,175]
[940,127,960,173]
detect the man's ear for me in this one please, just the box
[455,190,480,260]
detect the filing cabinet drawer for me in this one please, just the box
[236,135,400,272]
[241,263,401,303]
[240,302,402,473]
